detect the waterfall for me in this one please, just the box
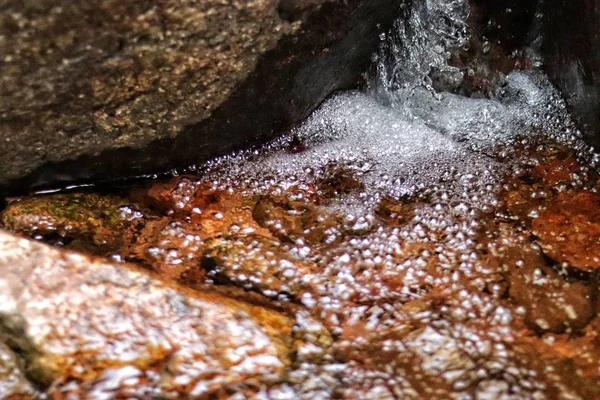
[368,0,470,105]
[196,0,593,209]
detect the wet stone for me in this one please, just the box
[1,193,147,256]
[0,231,301,398]
[533,192,600,272]
[315,163,366,199]
[0,0,405,191]
[3,4,600,396]
[374,196,421,226]
[511,336,600,400]
[0,341,38,399]
[5,132,600,398]
[490,227,597,333]
[121,218,204,280]
[142,178,266,240]
[201,234,319,301]
[252,194,349,247]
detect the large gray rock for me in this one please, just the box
[0,0,404,194]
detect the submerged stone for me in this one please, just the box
[3,1,600,397]
[491,227,596,334]
[533,192,600,272]
[2,193,146,255]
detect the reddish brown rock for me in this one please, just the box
[533,191,600,272]
[121,218,204,280]
[498,240,596,333]
[0,230,298,397]
[4,140,600,398]
[202,234,319,300]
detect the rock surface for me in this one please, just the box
[4,137,600,398]
[5,1,600,398]
[543,0,600,148]
[0,230,304,398]
[0,0,404,194]
[0,341,38,399]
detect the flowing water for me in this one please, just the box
[200,0,592,201]
[4,1,600,398]
[175,1,599,397]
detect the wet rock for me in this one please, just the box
[495,238,596,333]
[529,148,587,187]
[0,230,297,397]
[497,141,600,276]
[141,177,267,238]
[513,336,600,400]
[1,193,146,255]
[253,195,347,247]
[122,218,204,280]
[4,112,600,398]
[0,0,405,194]
[202,234,318,300]
[0,341,38,399]
[374,196,419,226]
[533,192,600,272]
[315,164,365,199]
[543,0,600,148]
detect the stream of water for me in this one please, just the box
[7,1,600,398]
[196,0,594,213]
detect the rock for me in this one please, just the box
[533,191,600,272]
[0,341,38,399]
[542,0,600,148]
[0,230,298,397]
[512,335,600,400]
[122,218,205,280]
[1,193,147,255]
[202,234,318,300]
[252,195,347,247]
[0,0,405,194]
[499,241,596,333]
[6,134,600,397]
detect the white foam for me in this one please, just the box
[201,69,583,212]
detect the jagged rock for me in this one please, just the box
[0,0,404,194]
[0,230,299,397]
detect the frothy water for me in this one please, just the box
[176,4,600,396]
[210,70,582,202]
[11,1,599,398]
[368,0,469,103]
[198,0,591,204]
